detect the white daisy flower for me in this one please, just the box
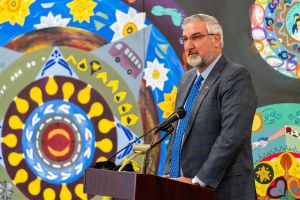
[34,12,71,29]
[110,7,146,42]
[143,58,169,91]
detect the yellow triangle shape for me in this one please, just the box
[96,72,108,84]
[106,80,119,94]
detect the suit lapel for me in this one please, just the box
[182,56,228,146]
[172,71,197,131]
[177,72,197,108]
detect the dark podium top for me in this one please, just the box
[84,168,215,200]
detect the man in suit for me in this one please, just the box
[164,14,257,199]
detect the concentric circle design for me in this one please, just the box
[22,100,95,184]
[251,0,300,78]
[41,121,76,162]
[0,0,187,198]
[1,76,117,199]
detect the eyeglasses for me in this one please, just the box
[179,33,215,45]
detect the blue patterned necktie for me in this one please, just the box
[169,75,204,178]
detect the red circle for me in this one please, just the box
[41,122,75,162]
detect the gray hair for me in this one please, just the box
[183,14,224,48]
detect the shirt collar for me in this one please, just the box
[197,54,222,80]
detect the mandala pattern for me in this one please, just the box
[1,76,117,199]
[22,100,95,185]
[0,0,187,199]
[251,0,300,78]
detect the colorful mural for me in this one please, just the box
[252,103,300,199]
[251,1,300,197]
[0,0,186,199]
[251,0,300,78]
[1,0,299,199]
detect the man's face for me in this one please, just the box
[182,21,220,70]
[295,15,299,21]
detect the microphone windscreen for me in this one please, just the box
[177,107,186,119]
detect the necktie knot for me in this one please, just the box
[195,75,204,86]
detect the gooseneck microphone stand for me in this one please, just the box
[93,125,160,170]
[142,124,174,174]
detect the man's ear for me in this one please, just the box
[213,33,221,48]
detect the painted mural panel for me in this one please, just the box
[0,0,187,199]
[1,0,299,199]
[251,0,300,78]
[252,104,300,199]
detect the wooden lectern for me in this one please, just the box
[84,168,215,200]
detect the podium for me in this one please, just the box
[84,168,215,200]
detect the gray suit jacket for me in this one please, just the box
[165,56,257,200]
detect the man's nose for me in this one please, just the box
[184,40,195,51]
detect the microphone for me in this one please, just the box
[158,107,186,131]
[93,107,186,171]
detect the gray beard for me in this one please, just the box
[187,55,207,69]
